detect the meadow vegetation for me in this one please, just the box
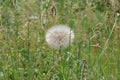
[0,0,120,80]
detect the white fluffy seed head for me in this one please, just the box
[45,25,74,49]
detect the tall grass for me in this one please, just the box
[0,0,120,80]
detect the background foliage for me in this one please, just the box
[0,0,120,80]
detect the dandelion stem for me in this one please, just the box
[28,18,31,80]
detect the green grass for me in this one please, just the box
[0,0,120,80]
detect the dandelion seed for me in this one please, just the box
[45,25,74,49]
[28,15,38,19]
[37,37,40,42]
[43,17,48,24]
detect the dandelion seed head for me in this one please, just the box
[45,25,74,49]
